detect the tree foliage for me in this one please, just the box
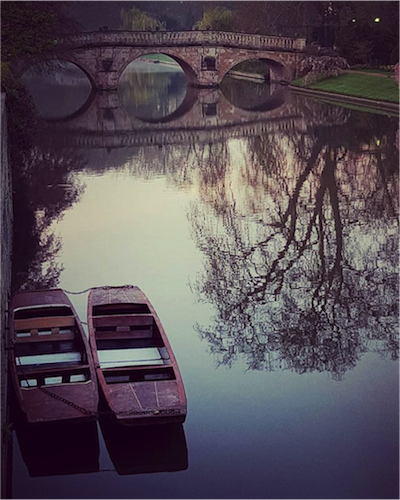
[193,6,234,31]
[120,6,166,31]
[334,2,399,65]
[1,1,77,63]
[233,1,319,37]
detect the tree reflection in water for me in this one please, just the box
[188,107,399,379]
[119,61,186,121]
[12,144,86,291]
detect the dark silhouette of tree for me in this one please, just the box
[1,2,77,64]
[234,1,318,37]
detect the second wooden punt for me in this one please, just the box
[88,286,187,425]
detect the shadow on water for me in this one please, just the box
[15,419,188,479]
[100,416,188,476]
[14,420,99,477]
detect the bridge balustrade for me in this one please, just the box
[58,30,306,52]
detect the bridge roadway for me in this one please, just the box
[24,30,307,89]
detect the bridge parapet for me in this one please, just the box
[58,30,306,52]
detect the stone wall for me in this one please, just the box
[1,92,13,500]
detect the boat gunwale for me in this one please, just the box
[13,303,74,313]
[9,289,99,424]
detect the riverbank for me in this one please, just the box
[292,72,398,102]
[290,71,399,114]
[1,93,13,499]
[227,70,266,83]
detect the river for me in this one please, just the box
[9,60,399,499]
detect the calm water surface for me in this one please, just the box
[11,61,399,499]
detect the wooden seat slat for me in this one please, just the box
[95,329,153,340]
[17,364,90,376]
[100,363,171,373]
[93,314,154,328]
[15,316,75,331]
[15,332,75,343]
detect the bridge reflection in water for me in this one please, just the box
[40,84,307,150]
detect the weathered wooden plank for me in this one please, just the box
[15,332,75,343]
[15,316,75,331]
[101,364,172,373]
[17,364,90,376]
[91,286,147,307]
[93,314,153,328]
[95,329,153,340]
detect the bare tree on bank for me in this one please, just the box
[235,0,307,36]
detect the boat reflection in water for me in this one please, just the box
[100,416,188,475]
[14,421,99,477]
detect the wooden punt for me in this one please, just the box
[88,286,187,426]
[9,289,99,424]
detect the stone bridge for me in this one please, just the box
[40,87,311,149]
[26,30,307,89]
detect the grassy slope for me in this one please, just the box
[292,73,399,103]
[141,54,175,62]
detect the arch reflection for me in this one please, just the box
[21,61,93,120]
[118,55,189,123]
[221,77,286,112]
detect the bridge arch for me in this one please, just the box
[117,52,200,123]
[122,51,198,87]
[220,53,292,84]
[17,57,97,90]
[109,49,201,91]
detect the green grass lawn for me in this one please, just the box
[141,54,176,63]
[292,73,399,103]
[351,65,394,75]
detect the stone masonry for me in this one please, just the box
[18,30,307,89]
[0,93,12,500]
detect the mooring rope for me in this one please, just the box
[61,285,135,295]
[60,287,94,295]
